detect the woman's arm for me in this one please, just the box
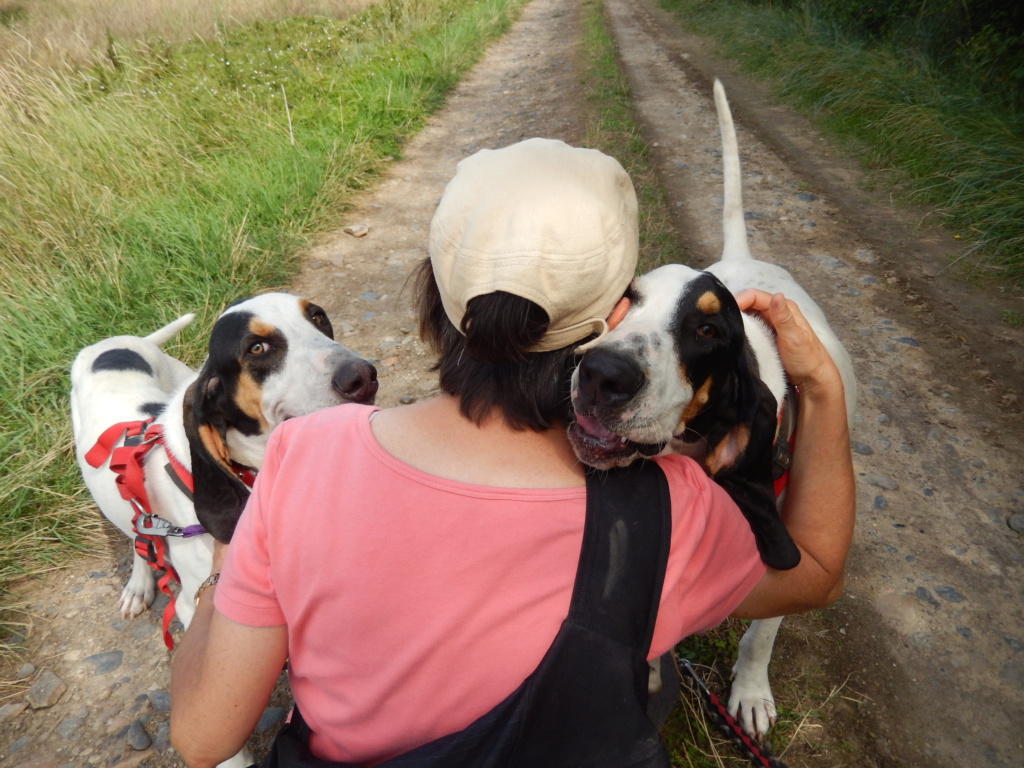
[170,543,288,768]
[730,290,856,619]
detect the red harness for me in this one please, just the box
[85,418,199,649]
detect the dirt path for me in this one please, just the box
[2,0,1023,766]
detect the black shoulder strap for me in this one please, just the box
[570,460,672,654]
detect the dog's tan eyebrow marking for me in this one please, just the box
[676,377,712,433]
[248,319,276,338]
[235,372,270,431]
[697,291,721,315]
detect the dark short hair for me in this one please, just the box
[415,259,581,431]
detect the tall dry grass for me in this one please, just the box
[0,0,374,71]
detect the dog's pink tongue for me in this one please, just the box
[575,414,618,442]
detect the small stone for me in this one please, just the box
[83,650,124,674]
[308,259,327,269]
[343,223,369,238]
[6,736,31,755]
[923,488,934,497]
[1005,637,1024,652]
[877,414,891,424]
[743,211,765,220]
[399,395,416,405]
[126,719,152,750]
[15,662,36,680]
[380,356,399,367]
[359,291,380,301]
[802,220,816,227]
[360,312,376,321]
[863,472,899,491]
[893,336,920,347]
[0,701,28,723]
[853,248,878,264]
[256,706,287,733]
[934,586,965,603]
[915,587,940,608]
[957,626,973,639]
[25,669,67,709]
[152,720,171,750]
[149,690,171,713]
[57,715,86,738]
[873,495,888,510]
[851,441,873,455]
[795,192,817,201]
[1007,513,1024,533]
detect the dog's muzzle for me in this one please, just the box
[570,348,665,468]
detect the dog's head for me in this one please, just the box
[184,293,379,542]
[569,264,799,570]
[569,264,760,466]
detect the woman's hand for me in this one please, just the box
[735,288,841,397]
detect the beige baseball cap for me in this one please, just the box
[429,138,638,353]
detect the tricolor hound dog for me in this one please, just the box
[71,293,378,628]
[72,294,377,767]
[568,80,856,739]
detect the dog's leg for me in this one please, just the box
[728,616,782,739]
[119,549,157,618]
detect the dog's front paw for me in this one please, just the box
[119,557,156,618]
[727,667,776,740]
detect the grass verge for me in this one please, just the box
[660,0,1024,286]
[0,0,528,616]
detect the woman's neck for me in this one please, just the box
[369,395,586,488]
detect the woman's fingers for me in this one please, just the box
[735,289,838,390]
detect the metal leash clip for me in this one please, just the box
[137,512,186,537]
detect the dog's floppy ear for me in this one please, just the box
[690,348,801,570]
[183,375,251,543]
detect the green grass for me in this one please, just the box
[0,0,528,606]
[661,0,1024,286]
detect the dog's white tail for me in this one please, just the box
[714,79,753,262]
[145,313,196,346]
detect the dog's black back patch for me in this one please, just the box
[92,349,154,376]
[140,401,166,419]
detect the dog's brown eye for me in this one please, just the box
[248,341,269,355]
[697,324,717,339]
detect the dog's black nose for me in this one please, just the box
[577,349,645,408]
[332,359,379,404]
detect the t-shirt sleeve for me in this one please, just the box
[214,426,287,627]
[648,455,768,658]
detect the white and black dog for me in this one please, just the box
[71,293,378,628]
[569,81,856,738]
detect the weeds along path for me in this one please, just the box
[2,0,1023,766]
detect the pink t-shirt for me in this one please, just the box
[217,404,765,763]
